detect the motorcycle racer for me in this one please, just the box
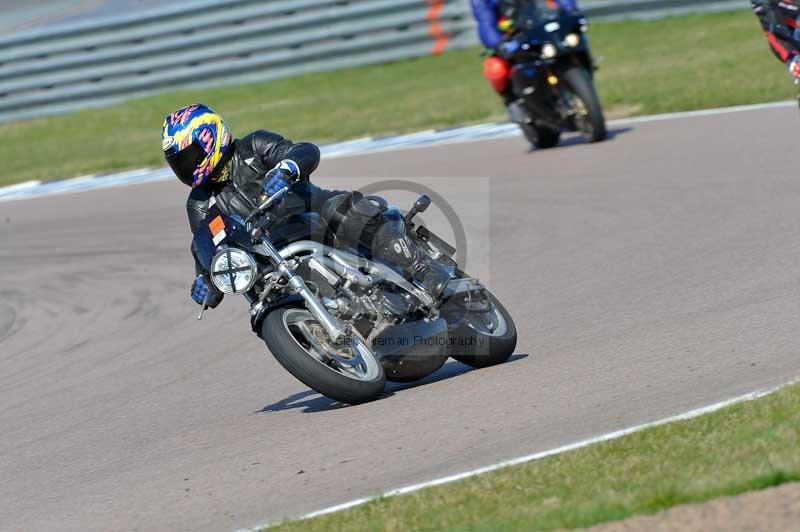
[471,0,583,121]
[752,0,800,81]
[162,104,450,310]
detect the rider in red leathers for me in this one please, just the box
[752,0,800,81]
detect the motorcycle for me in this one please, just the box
[506,8,607,149]
[192,186,517,404]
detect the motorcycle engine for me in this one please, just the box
[294,259,338,299]
[373,289,414,319]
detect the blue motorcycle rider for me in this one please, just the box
[471,0,583,122]
[161,104,451,310]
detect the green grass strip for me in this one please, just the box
[1,9,794,187]
[266,382,800,531]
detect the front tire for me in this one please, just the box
[561,66,607,143]
[521,123,561,150]
[446,292,517,369]
[262,307,385,404]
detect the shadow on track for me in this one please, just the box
[257,354,529,414]
[527,126,631,153]
[385,353,529,394]
[257,389,352,414]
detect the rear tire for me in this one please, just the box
[521,123,561,150]
[262,307,386,404]
[562,66,607,143]
[447,292,517,369]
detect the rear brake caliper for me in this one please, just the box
[444,278,490,312]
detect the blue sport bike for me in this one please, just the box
[505,7,607,149]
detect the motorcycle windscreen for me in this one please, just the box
[517,5,578,37]
[515,3,558,29]
[191,206,251,273]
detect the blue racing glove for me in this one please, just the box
[191,275,209,305]
[191,275,224,308]
[263,159,300,198]
[497,39,520,59]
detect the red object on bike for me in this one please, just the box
[790,56,800,79]
[483,56,510,93]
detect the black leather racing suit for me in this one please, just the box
[188,130,448,305]
[187,130,334,234]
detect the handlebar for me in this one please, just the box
[244,186,290,224]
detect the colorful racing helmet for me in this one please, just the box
[161,104,232,188]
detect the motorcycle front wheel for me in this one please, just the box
[446,292,517,369]
[561,66,607,143]
[262,307,386,404]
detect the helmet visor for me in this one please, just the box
[166,140,207,187]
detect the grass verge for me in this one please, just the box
[267,382,800,531]
[1,9,794,187]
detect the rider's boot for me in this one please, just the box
[407,251,451,298]
[503,89,530,125]
[508,99,530,124]
[375,234,451,298]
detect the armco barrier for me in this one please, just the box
[0,0,745,123]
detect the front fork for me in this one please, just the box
[256,238,350,342]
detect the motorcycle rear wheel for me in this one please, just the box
[447,292,517,369]
[262,307,386,404]
[521,123,561,150]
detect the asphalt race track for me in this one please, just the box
[2,105,800,532]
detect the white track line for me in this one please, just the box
[237,379,795,531]
[317,100,799,157]
[1,100,796,203]
[612,100,796,125]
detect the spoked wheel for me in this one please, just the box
[561,66,607,143]
[262,307,385,404]
[445,291,517,369]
